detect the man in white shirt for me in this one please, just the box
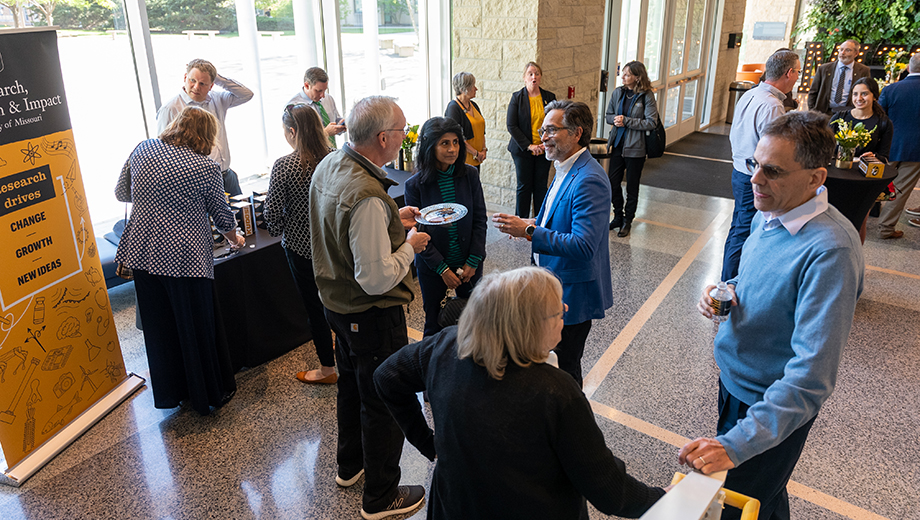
[807,39,871,115]
[157,59,253,196]
[287,67,346,148]
[309,96,429,520]
[492,100,613,387]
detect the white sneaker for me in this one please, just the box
[335,468,364,487]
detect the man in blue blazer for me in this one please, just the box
[493,100,613,387]
[877,53,920,239]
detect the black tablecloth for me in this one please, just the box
[825,163,899,231]
[213,228,312,371]
[384,166,411,207]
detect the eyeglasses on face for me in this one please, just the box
[380,125,410,136]
[537,125,573,138]
[745,157,811,180]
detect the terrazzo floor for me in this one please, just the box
[1,178,918,520]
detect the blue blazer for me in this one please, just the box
[879,75,920,162]
[532,150,613,325]
[404,164,488,274]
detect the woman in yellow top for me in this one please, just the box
[506,62,556,217]
[445,72,487,169]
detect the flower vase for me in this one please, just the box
[835,147,854,169]
[402,149,414,172]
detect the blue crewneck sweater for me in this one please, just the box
[715,205,863,465]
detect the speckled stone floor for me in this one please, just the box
[1,178,917,520]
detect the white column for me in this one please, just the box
[122,0,161,138]
[320,0,346,111]
[234,0,269,170]
[362,0,380,93]
[292,0,321,71]
[424,0,451,118]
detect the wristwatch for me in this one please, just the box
[524,224,536,239]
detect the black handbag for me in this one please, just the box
[115,203,133,280]
[643,93,666,159]
[437,292,467,328]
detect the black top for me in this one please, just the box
[506,87,557,155]
[830,110,893,162]
[444,99,483,143]
[374,327,665,520]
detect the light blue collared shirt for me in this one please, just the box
[729,83,786,174]
[828,61,854,112]
[762,186,828,235]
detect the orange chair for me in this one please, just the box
[736,63,765,83]
[671,472,761,520]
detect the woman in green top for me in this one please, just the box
[405,117,488,336]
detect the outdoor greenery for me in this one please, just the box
[797,0,920,58]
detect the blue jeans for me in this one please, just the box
[721,169,755,282]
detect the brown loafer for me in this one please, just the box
[880,230,904,239]
[296,370,338,384]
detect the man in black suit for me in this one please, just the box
[807,40,871,115]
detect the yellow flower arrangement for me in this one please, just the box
[831,119,873,150]
[401,124,420,161]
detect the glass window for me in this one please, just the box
[54,8,148,234]
[617,0,641,77]
[664,85,680,127]
[643,0,666,83]
[668,0,690,77]
[682,80,698,121]
[687,0,707,71]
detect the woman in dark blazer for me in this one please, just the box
[405,117,488,336]
[605,61,659,237]
[506,62,556,218]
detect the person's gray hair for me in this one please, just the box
[764,50,799,82]
[544,100,593,148]
[346,96,398,146]
[304,67,329,85]
[841,39,861,50]
[452,72,476,97]
[457,267,562,380]
[762,111,834,169]
[910,52,920,73]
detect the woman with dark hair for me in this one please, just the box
[264,104,337,384]
[115,106,245,415]
[445,72,487,169]
[830,76,893,242]
[404,117,488,337]
[507,62,557,218]
[374,267,666,519]
[605,60,659,237]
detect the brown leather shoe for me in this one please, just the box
[296,370,338,384]
[880,230,904,239]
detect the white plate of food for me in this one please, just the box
[415,203,468,226]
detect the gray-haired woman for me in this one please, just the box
[374,267,665,519]
[445,72,487,169]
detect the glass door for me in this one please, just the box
[661,0,710,142]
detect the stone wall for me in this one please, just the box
[452,0,605,207]
[738,0,800,66]
[708,0,746,125]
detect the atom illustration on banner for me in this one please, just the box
[21,142,41,165]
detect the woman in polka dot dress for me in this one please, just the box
[264,104,338,384]
[115,106,245,415]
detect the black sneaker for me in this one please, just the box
[360,485,425,519]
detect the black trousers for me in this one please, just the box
[134,270,236,415]
[717,379,817,520]
[554,320,592,387]
[283,247,336,367]
[416,262,481,337]
[607,143,646,222]
[512,151,552,218]
[324,305,407,510]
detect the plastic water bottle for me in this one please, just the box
[709,281,733,326]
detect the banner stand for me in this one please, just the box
[0,373,145,488]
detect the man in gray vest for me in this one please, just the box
[310,96,429,520]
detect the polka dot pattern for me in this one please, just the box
[114,139,236,279]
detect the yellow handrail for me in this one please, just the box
[671,473,761,520]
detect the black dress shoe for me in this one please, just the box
[218,389,236,407]
[617,222,631,237]
[609,216,623,230]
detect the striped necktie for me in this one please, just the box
[833,66,848,105]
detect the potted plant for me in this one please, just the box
[830,119,874,169]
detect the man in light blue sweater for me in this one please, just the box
[679,112,864,520]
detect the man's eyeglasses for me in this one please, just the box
[538,125,573,138]
[745,157,812,180]
[380,125,410,136]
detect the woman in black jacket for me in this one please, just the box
[605,61,659,237]
[506,62,556,218]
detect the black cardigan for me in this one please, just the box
[445,99,483,143]
[506,87,556,155]
[374,327,665,520]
